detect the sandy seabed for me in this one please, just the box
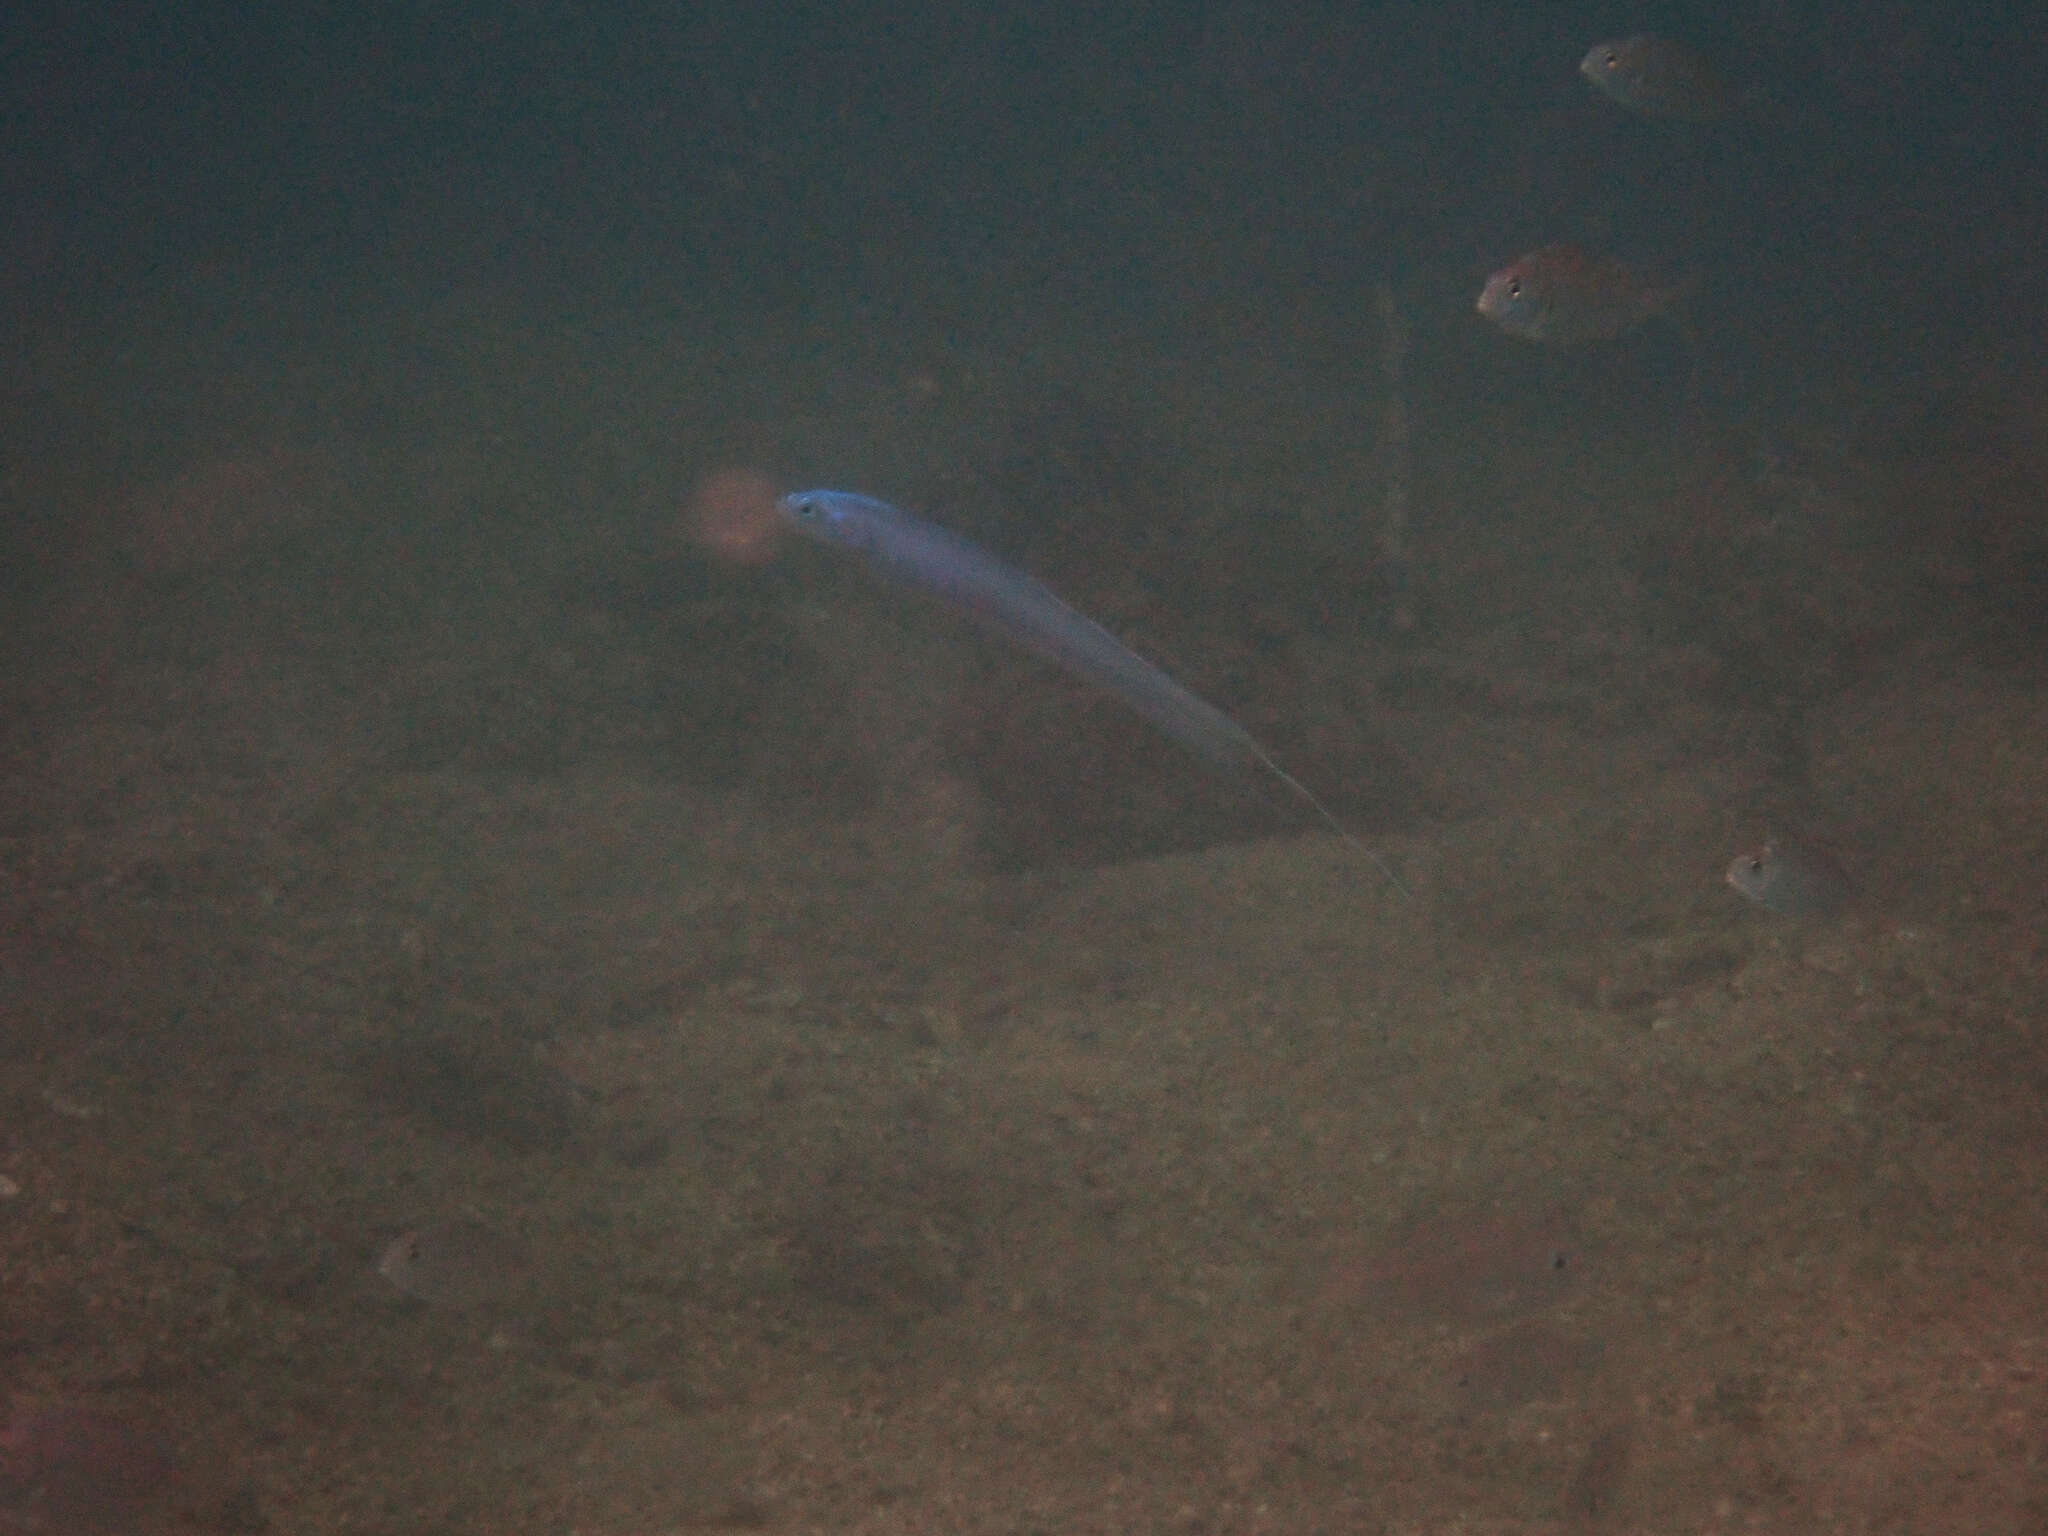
[2,294,2045,1534]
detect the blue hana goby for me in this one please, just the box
[778,489,1405,896]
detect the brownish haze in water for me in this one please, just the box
[2,280,2044,1532]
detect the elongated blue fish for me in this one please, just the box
[777,488,1403,892]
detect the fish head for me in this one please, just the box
[778,488,893,557]
[1476,263,1550,341]
[375,1230,425,1290]
[1725,846,1773,903]
[1579,39,1628,89]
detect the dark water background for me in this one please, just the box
[6,2,2044,416]
[3,1,2044,647]
[8,4,2045,325]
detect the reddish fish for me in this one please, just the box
[1476,244,1689,346]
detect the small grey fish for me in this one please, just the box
[1726,837,1854,917]
[376,1219,534,1309]
[1579,35,1734,121]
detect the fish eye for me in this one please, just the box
[1602,50,1620,69]
[790,497,818,519]
[1507,279,1522,298]
[1743,856,1765,875]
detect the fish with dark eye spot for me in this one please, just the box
[1477,244,1692,347]
[1726,835,1855,918]
[1580,34,1734,121]
[376,1219,538,1310]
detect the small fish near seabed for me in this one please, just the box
[1476,244,1691,347]
[377,1219,538,1310]
[1726,836,1856,918]
[1579,34,1734,121]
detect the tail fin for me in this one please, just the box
[1244,742,1412,901]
